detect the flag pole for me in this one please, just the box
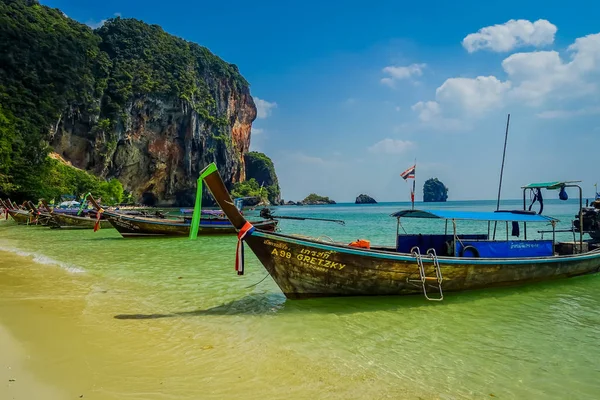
[412,159,416,210]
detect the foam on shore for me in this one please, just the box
[0,245,85,274]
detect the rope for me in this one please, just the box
[398,220,408,234]
[244,273,270,288]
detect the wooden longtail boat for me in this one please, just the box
[49,212,113,230]
[199,163,600,300]
[2,199,32,225]
[87,195,278,237]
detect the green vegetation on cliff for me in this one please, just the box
[423,178,449,202]
[243,151,281,205]
[231,179,268,204]
[0,0,102,198]
[27,158,124,205]
[0,0,249,201]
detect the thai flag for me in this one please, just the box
[400,165,416,180]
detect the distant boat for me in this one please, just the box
[199,163,600,301]
[88,195,277,238]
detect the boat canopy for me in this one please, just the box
[390,209,558,223]
[521,181,581,190]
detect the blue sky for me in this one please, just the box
[45,0,600,202]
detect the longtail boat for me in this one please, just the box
[48,212,113,230]
[88,195,278,237]
[199,163,600,300]
[2,200,32,225]
[41,197,113,230]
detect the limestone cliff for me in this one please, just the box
[244,152,281,205]
[48,18,255,206]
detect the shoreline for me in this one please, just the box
[0,247,428,400]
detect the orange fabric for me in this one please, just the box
[349,239,370,249]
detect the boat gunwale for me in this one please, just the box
[103,210,276,228]
[250,229,600,265]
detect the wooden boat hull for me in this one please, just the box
[50,213,113,229]
[246,231,600,299]
[7,210,31,224]
[103,211,278,237]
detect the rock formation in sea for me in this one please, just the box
[423,178,449,202]
[301,194,336,205]
[355,194,377,204]
[0,0,279,205]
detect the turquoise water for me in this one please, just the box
[1,199,599,399]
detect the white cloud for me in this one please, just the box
[414,31,600,119]
[435,76,512,113]
[253,97,277,119]
[368,139,415,155]
[411,101,440,122]
[503,33,600,104]
[251,127,264,135]
[536,106,600,119]
[381,63,426,87]
[462,19,557,53]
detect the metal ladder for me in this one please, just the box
[409,247,444,301]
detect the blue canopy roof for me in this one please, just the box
[390,209,558,223]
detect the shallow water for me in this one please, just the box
[1,199,599,399]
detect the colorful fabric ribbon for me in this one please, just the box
[235,221,255,275]
[93,208,104,232]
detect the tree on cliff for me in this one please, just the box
[423,178,448,202]
[243,152,281,205]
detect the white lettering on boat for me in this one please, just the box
[264,240,289,250]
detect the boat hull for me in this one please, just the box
[50,213,113,229]
[104,212,278,237]
[7,210,31,224]
[246,231,600,299]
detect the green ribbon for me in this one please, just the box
[189,163,218,240]
[77,193,91,216]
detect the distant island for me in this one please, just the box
[423,178,449,202]
[355,194,377,204]
[300,193,336,205]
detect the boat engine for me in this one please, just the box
[573,206,600,241]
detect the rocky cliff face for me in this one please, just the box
[48,18,256,206]
[52,91,254,206]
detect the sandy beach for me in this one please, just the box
[0,246,411,400]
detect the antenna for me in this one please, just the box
[496,114,511,211]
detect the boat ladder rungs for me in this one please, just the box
[409,247,444,301]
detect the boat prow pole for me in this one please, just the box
[198,163,248,230]
[88,194,102,211]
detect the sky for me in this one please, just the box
[44,0,600,202]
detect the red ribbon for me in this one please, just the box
[93,209,103,232]
[235,221,255,275]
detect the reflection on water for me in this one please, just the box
[1,200,599,399]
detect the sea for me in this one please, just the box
[0,199,599,399]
